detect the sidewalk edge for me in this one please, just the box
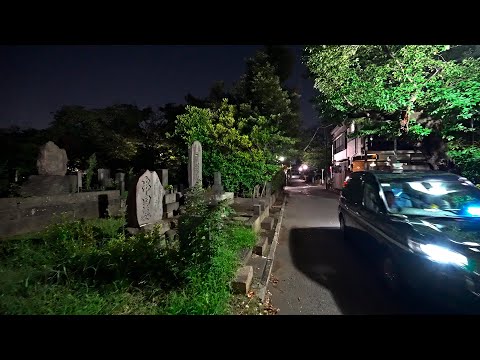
[257,192,287,302]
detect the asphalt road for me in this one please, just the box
[268,177,461,315]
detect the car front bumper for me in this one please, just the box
[397,252,480,312]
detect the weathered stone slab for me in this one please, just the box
[127,170,165,228]
[165,210,174,219]
[164,193,177,204]
[165,202,179,213]
[159,169,168,187]
[98,168,111,188]
[0,190,121,239]
[253,236,268,256]
[231,266,253,294]
[36,141,68,176]
[20,175,77,196]
[115,172,125,195]
[261,217,275,231]
[212,171,224,194]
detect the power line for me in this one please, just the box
[303,123,334,152]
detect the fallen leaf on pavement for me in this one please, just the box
[270,277,279,285]
[262,294,279,315]
[264,303,279,315]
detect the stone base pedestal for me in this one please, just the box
[20,175,77,197]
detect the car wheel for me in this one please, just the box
[339,215,349,241]
[381,252,402,293]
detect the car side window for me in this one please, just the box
[363,181,384,213]
[343,174,363,204]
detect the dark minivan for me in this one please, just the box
[339,170,480,311]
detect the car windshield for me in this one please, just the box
[379,176,480,218]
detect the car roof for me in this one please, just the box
[364,170,462,182]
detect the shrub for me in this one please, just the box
[0,185,257,315]
[167,183,256,314]
[271,169,286,194]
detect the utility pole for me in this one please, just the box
[324,126,329,186]
[303,121,333,187]
[393,138,398,163]
[324,126,327,169]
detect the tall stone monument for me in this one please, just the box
[115,172,125,195]
[20,141,77,196]
[159,169,168,187]
[188,141,202,188]
[77,170,83,192]
[98,168,111,188]
[212,171,224,195]
[211,171,234,205]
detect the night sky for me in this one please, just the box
[0,45,318,130]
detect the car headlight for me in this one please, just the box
[408,239,468,267]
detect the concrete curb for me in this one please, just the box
[257,192,288,302]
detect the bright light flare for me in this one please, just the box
[408,181,455,196]
[467,206,480,216]
[409,239,467,267]
[420,244,468,266]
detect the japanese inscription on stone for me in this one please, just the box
[136,170,164,226]
[188,141,202,188]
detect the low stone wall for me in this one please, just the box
[246,193,276,233]
[0,190,121,239]
[247,205,269,234]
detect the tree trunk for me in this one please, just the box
[412,112,454,171]
[419,132,449,170]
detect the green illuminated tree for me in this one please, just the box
[173,47,300,186]
[304,45,480,170]
[174,99,282,194]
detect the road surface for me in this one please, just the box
[268,177,456,315]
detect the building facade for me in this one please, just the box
[330,121,426,190]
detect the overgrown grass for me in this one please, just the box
[0,281,162,315]
[0,185,257,315]
[164,225,256,315]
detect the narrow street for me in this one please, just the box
[268,177,445,315]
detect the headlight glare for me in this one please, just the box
[408,240,468,267]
